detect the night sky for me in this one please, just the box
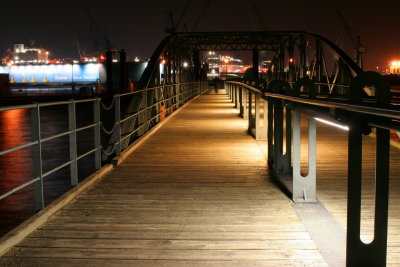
[1,0,399,71]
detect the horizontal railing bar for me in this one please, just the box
[0,141,38,156]
[41,131,73,143]
[38,100,75,108]
[76,123,98,133]
[77,148,99,161]
[73,98,97,104]
[119,82,199,98]
[42,160,73,179]
[120,113,137,124]
[228,81,400,120]
[39,98,97,108]
[120,111,163,143]
[0,104,37,112]
[0,177,40,201]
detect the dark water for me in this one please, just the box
[0,103,97,237]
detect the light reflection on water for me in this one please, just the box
[0,109,34,237]
[0,104,96,237]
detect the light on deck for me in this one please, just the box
[315,117,349,131]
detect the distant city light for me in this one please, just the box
[183,62,188,67]
[134,57,140,62]
[289,58,294,63]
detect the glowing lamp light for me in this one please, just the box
[289,58,294,63]
[315,118,349,131]
[391,61,400,66]
[161,59,166,64]
[183,62,188,68]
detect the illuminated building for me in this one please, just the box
[6,43,50,65]
[390,60,400,74]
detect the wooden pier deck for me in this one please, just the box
[0,92,327,266]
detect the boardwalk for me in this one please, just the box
[0,92,326,266]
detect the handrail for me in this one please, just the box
[228,81,400,121]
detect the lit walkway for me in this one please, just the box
[0,92,326,266]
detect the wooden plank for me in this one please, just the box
[4,247,324,261]
[30,229,312,240]
[0,258,328,267]
[19,238,319,250]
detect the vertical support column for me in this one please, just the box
[267,98,274,167]
[346,126,390,266]
[273,100,293,174]
[233,85,237,108]
[255,94,265,140]
[285,106,292,169]
[68,102,78,186]
[31,105,44,210]
[299,34,306,78]
[193,49,200,82]
[106,50,113,97]
[315,39,323,93]
[93,98,101,170]
[252,48,259,81]
[115,95,121,156]
[173,55,178,109]
[288,40,296,82]
[292,111,317,202]
[248,91,253,132]
[262,98,268,140]
[346,72,390,266]
[239,87,244,117]
[242,88,248,119]
[119,49,128,93]
[273,101,283,172]
[236,85,240,109]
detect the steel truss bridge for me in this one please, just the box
[1,31,399,266]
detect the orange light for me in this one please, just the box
[161,59,166,64]
[391,61,400,66]
[289,58,294,63]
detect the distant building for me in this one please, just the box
[390,61,400,74]
[4,43,50,65]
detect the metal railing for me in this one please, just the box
[0,81,203,213]
[226,78,398,266]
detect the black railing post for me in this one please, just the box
[106,50,113,96]
[119,49,128,94]
[346,72,390,266]
[252,48,259,81]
